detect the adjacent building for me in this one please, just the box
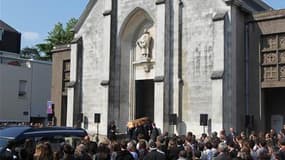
[50,45,71,126]
[0,20,21,53]
[247,10,285,133]
[0,20,52,124]
[0,52,52,123]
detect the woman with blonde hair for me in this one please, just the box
[33,142,53,160]
[33,143,44,160]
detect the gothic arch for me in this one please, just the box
[116,7,155,129]
[119,7,154,43]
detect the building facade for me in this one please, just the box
[0,52,52,123]
[0,20,52,124]
[247,10,285,133]
[67,0,272,135]
[51,45,71,126]
[0,20,21,53]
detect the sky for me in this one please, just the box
[0,0,88,48]
[0,0,285,49]
[264,0,285,9]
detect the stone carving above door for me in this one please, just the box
[262,35,277,51]
[262,52,277,65]
[279,34,285,49]
[134,28,154,73]
[136,29,153,61]
[280,65,285,78]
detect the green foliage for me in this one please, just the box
[36,18,78,60]
[65,18,78,43]
[35,43,53,60]
[20,47,41,60]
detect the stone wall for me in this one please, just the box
[73,0,107,135]
[180,0,229,134]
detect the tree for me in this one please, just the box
[36,18,78,60]
[63,18,78,44]
[20,47,41,60]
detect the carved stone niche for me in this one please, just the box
[262,35,277,51]
[280,65,285,79]
[134,29,154,73]
[136,29,153,61]
[279,34,285,49]
[263,66,278,81]
[262,52,277,65]
[280,52,285,64]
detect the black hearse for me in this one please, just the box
[0,126,87,153]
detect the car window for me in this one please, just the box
[65,136,82,147]
[0,138,9,151]
[17,135,83,153]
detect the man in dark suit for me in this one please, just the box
[82,136,97,157]
[227,127,236,144]
[150,123,159,142]
[144,141,166,160]
[108,120,117,141]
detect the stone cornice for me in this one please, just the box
[103,9,112,16]
[212,11,227,21]
[224,0,272,13]
[51,44,71,53]
[224,0,252,14]
[211,71,224,80]
[100,80,109,86]
[155,0,165,5]
[224,0,242,7]
[71,37,82,44]
[251,9,285,22]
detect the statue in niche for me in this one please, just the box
[137,29,152,60]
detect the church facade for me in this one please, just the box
[65,0,273,136]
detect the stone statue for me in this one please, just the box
[137,29,152,59]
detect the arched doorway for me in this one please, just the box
[118,8,156,128]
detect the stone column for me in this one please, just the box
[154,0,166,131]
[66,42,78,127]
[98,0,112,136]
[172,0,183,134]
[211,12,226,132]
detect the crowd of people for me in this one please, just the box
[2,122,285,160]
